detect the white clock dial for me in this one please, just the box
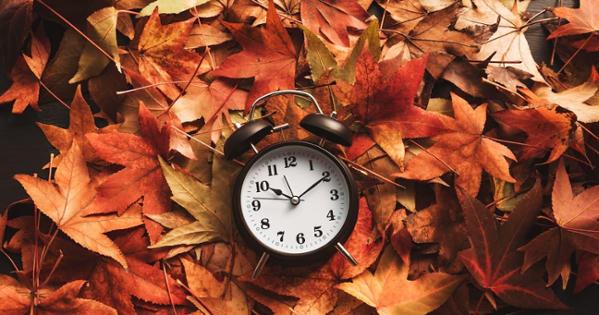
[239,144,351,255]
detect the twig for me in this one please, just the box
[558,33,594,74]
[39,80,71,110]
[0,249,19,272]
[116,81,208,95]
[408,139,459,176]
[36,0,126,71]
[165,53,208,114]
[41,250,63,286]
[170,126,245,167]
[162,261,178,315]
[338,156,405,189]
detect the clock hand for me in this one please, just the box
[298,176,327,198]
[253,197,304,201]
[283,175,294,196]
[269,188,293,200]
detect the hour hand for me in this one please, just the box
[270,188,293,200]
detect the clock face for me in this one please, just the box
[237,142,355,256]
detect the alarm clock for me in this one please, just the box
[224,90,359,279]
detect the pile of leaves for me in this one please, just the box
[1,0,599,314]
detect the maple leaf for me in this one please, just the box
[0,275,117,315]
[300,0,369,47]
[328,197,384,280]
[0,29,50,113]
[574,253,599,294]
[15,143,143,268]
[86,103,192,243]
[381,2,493,62]
[212,0,297,111]
[456,0,545,81]
[346,53,452,167]
[70,6,121,83]
[139,0,210,16]
[457,180,566,309]
[0,0,33,73]
[493,106,576,163]
[395,93,516,196]
[171,79,247,143]
[519,160,599,288]
[133,7,202,99]
[406,185,468,267]
[337,246,465,315]
[37,85,97,160]
[82,229,187,314]
[523,77,599,124]
[548,0,599,39]
[150,154,240,248]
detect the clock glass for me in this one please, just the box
[236,142,355,257]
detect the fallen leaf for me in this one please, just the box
[346,53,452,167]
[519,160,599,288]
[549,0,599,38]
[37,85,97,159]
[139,0,209,16]
[150,154,239,248]
[212,0,297,111]
[15,143,143,268]
[0,0,32,74]
[328,197,384,280]
[456,0,544,81]
[70,6,120,83]
[494,106,576,163]
[457,180,566,309]
[300,0,369,47]
[134,8,202,98]
[86,103,187,243]
[337,246,465,315]
[0,276,117,314]
[406,185,468,267]
[395,93,516,196]
[0,29,49,113]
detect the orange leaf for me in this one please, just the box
[212,0,297,111]
[395,93,516,196]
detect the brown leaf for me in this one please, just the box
[0,276,117,315]
[300,0,369,47]
[458,180,566,309]
[494,106,576,163]
[212,0,297,111]
[395,93,516,196]
[520,160,599,288]
[15,143,142,268]
[337,246,465,315]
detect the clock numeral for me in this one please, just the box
[327,210,335,221]
[277,231,285,242]
[284,156,297,168]
[309,160,314,171]
[255,181,270,192]
[322,171,331,182]
[296,233,305,244]
[313,226,323,237]
[261,218,270,229]
[267,164,278,176]
[330,189,339,200]
[251,200,261,211]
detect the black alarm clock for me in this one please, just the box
[224,90,359,279]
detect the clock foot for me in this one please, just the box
[251,252,270,280]
[335,242,358,266]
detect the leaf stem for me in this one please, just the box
[408,139,459,176]
[39,80,71,110]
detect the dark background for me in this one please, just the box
[1,0,598,313]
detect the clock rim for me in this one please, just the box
[232,140,359,264]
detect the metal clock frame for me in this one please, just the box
[232,140,359,265]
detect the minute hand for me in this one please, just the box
[298,176,327,198]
